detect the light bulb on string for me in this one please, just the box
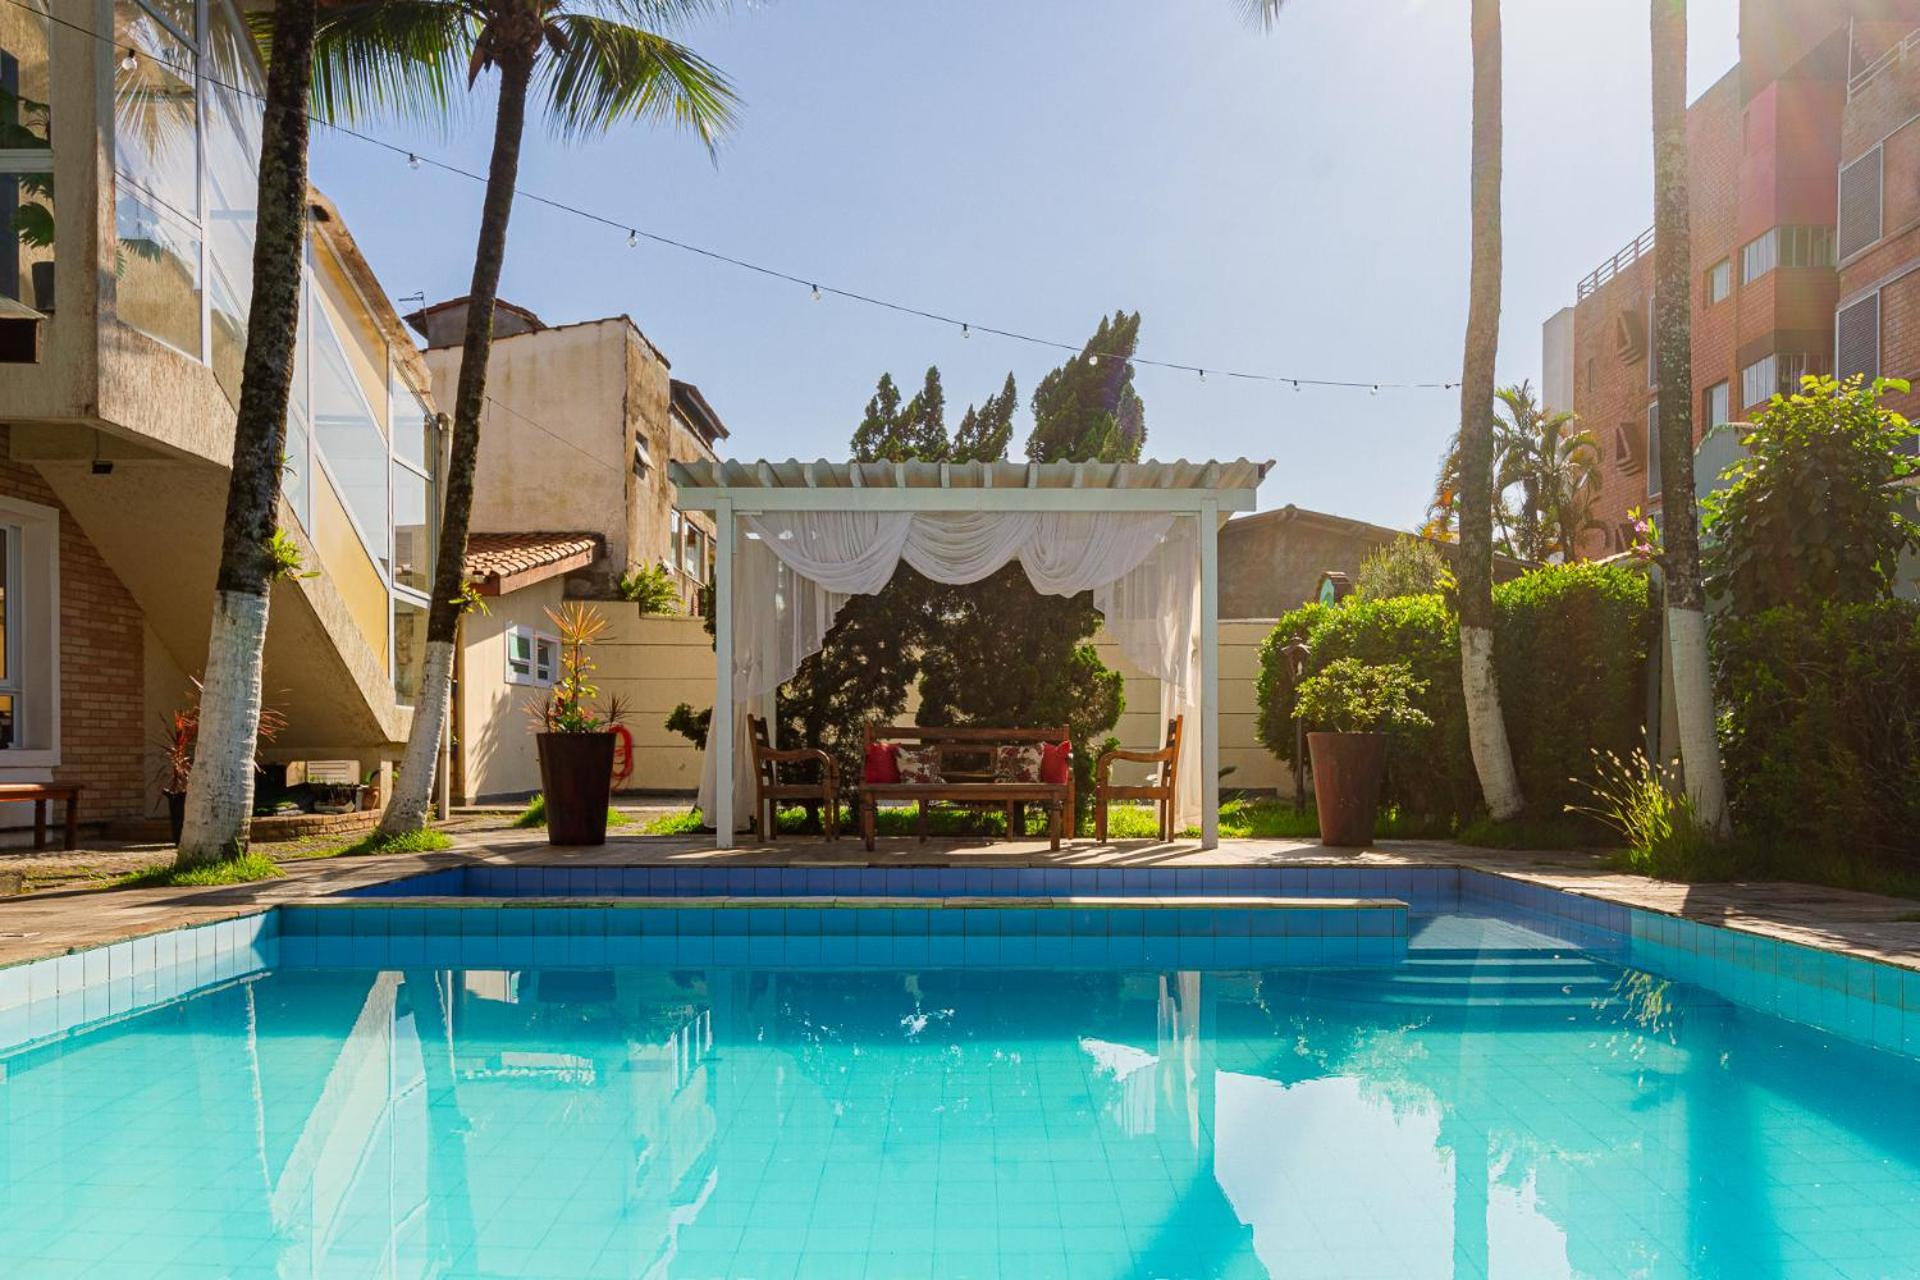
[810,284,822,301]
[407,153,421,170]
[1198,369,1206,383]
[627,229,637,248]
[962,323,970,339]
[1088,353,1100,366]
[120,47,138,72]
[1370,385,1379,396]
[1292,381,1301,393]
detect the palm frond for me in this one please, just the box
[288,1,478,135]
[1236,0,1290,32]
[537,13,738,149]
[572,0,734,33]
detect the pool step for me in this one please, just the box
[1304,950,1623,1011]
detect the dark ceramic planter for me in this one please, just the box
[1307,731,1388,847]
[537,732,615,846]
[165,791,187,846]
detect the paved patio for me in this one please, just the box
[2,830,1918,973]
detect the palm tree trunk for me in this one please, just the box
[176,0,317,868]
[1651,0,1729,832]
[380,45,536,835]
[1456,0,1523,823]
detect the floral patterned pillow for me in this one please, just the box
[897,746,944,784]
[993,744,1043,783]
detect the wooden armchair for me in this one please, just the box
[748,715,839,841]
[1094,716,1184,842]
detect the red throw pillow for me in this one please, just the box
[1039,741,1072,785]
[863,742,901,784]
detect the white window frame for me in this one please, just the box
[1646,400,1662,500]
[505,625,558,687]
[1703,380,1730,429]
[1705,259,1730,305]
[0,495,60,771]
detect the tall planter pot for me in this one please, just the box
[1307,731,1388,847]
[166,791,187,846]
[537,732,616,846]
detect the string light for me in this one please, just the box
[627,229,637,248]
[20,0,1462,399]
[1088,354,1100,366]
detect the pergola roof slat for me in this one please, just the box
[672,457,1271,513]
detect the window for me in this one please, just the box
[1839,147,1884,260]
[0,496,59,765]
[506,626,558,686]
[0,2,54,319]
[1647,294,1658,389]
[1742,226,1834,284]
[682,524,706,579]
[1647,400,1662,499]
[1585,357,1595,393]
[1703,380,1729,429]
[1704,259,1730,304]
[1741,352,1825,409]
[392,596,426,704]
[1836,293,1881,382]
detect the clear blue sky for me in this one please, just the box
[311,0,1739,530]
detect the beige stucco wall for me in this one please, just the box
[458,604,1287,800]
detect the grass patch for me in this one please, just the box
[339,828,453,856]
[642,810,706,835]
[115,852,283,889]
[515,794,638,831]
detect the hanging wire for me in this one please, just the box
[26,0,1458,393]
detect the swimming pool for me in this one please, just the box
[1,871,1917,1278]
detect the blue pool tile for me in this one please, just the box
[893,935,929,965]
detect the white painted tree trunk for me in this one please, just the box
[177,590,270,867]
[380,639,454,836]
[1459,624,1524,822]
[1665,605,1729,834]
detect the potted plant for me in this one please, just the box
[1295,657,1431,847]
[153,680,287,845]
[531,602,627,846]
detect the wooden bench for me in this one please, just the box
[858,725,1072,852]
[0,783,80,850]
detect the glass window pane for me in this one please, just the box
[392,463,431,593]
[115,189,201,355]
[284,266,311,528]
[393,596,426,704]
[204,4,263,402]
[114,1,198,227]
[0,1,53,151]
[312,292,390,566]
[390,369,434,471]
[4,175,54,314]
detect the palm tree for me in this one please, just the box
[175,0,321,868]
[1649,0,1729,832]
[1248,0,1523,820]
[1491,381,1602,562]
[304,1,738,835]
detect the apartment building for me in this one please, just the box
[0,1,441,827]
[1549,1,1920,559]
[404,299,727,610]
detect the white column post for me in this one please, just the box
[713,499,735,849]
[1199,501,1221,850]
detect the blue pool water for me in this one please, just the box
[2,901,1919,1278]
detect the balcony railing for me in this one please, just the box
[1850,27,1920,99]
[1577,226,1655,301]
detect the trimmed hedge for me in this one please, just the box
[1713,600,1920,864]
[1256,562,1656,822]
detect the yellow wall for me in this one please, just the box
[311,469,390,668]
[458,605,1286,800]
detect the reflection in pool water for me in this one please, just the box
[2,915,1919,1278]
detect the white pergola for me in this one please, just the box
[669,457,1272,850]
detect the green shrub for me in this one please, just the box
[1352,535,1452,601]
[1492,561,1656,818]
[1293,658,1432,734]
[1253,561,1656,823]
[1713,599,1920,864]
[618,562,682,615]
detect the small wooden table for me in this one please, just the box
[0,783,81,850]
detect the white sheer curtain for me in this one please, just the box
[699,510,1202,832]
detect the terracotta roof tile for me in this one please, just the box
[464,532,602,594]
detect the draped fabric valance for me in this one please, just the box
[698,510,1202,828]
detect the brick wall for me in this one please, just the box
[0,430,146,822]
[1840,41,1920,420]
